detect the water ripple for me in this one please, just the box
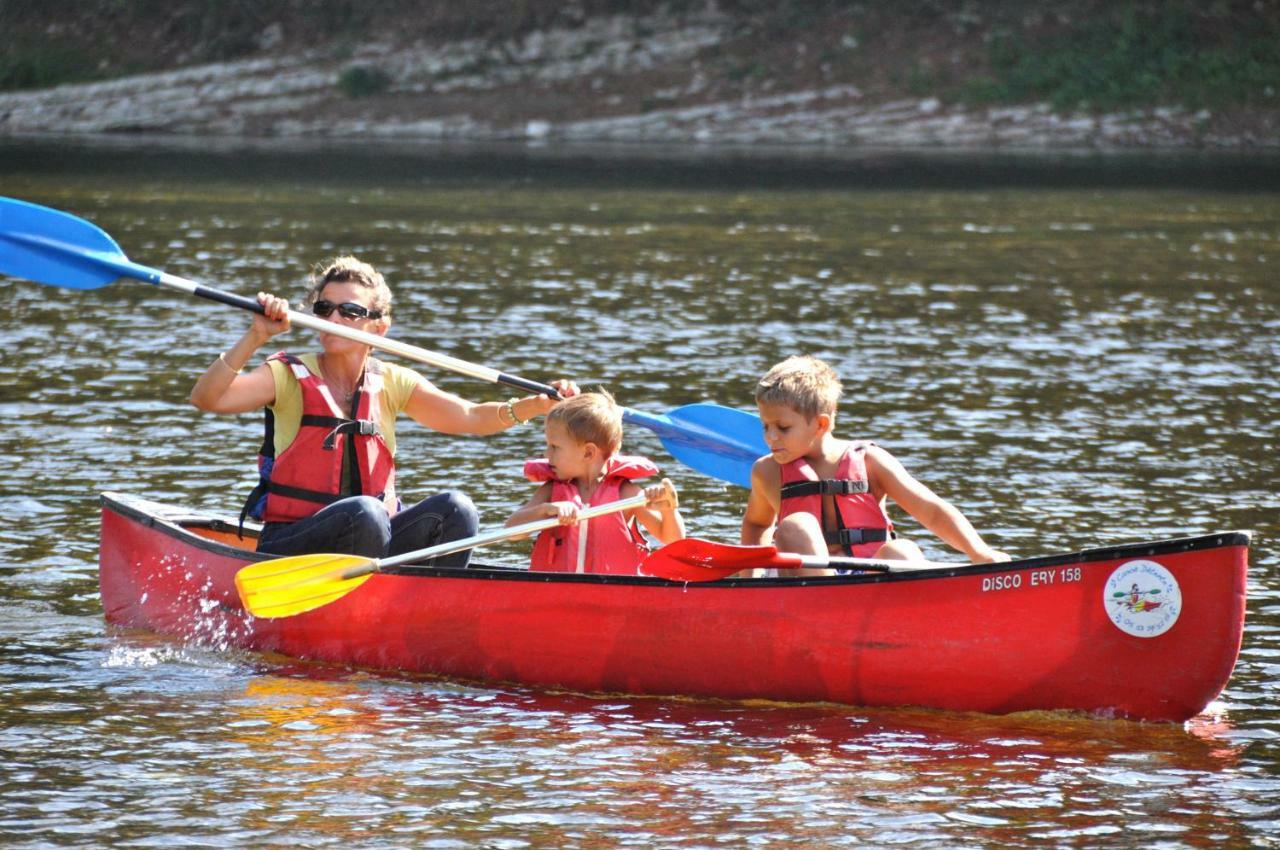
[0,165,1277,848]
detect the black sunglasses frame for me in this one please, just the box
[312,299,383,320]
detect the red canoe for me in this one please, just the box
[98,492,1249,722]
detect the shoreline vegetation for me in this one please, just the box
[1,1,1277,150]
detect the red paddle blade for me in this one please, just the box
[640,538,784,581]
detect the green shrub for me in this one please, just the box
[962,2,1280,111]
[0,45,99,92]
[336,65,392,98]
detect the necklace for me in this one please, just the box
[318,355,359,404]
[337,380,359,403]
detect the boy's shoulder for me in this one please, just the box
[847,439,896,465]
[750,453,783,481]
[840,437,885,454]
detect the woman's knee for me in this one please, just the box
[390,490,479,566]
[343,495,389,521]
[340,496,392,549]
[438,489,479,536]
[393,489,479,542]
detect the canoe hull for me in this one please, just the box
[98,493,1248,722]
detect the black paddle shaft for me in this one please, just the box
[496,373,561,398]
[194,284,265,315]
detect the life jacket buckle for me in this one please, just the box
[825,528,890,546]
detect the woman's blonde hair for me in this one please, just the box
[755,355,842,420]
[547,390,623,456]
[306,256,392,317]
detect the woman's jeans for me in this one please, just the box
[257,490,480,567]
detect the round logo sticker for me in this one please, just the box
[1103,559,1182,638]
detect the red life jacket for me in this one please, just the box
[777,441,894,557]
[250,353,397,524]
[523,455,658,575]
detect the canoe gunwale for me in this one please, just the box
[100,491,1252,587]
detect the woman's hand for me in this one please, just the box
[190,292,285,413]
[251,292,291,342]
[548,379,579,399]
[518,379,580,421]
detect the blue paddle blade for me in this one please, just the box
[0,196,130,289]
[623,403,766,488]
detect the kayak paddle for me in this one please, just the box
[236,492,649,618]
[640,538,959,582]
[0,196,766,487]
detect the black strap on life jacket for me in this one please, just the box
[320,416,380,450]
[263,480,343,506]
[779,479,869,499]
[823,527,891,547]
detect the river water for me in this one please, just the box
[1,139,1278,848]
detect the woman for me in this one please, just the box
[190,256,574,565]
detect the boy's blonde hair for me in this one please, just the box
[755,355,842,420]
[306,255,393,317]
[547,390,623,455]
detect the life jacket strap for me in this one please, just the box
[823,527,892,546]
[819,527,890,547]
[267,480,343,507]
[780,479,869,499]
[300,413,349,429]
[321,417,381,450]
[265,480,388,507]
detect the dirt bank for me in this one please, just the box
[2,4,1276,150]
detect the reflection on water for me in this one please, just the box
[14,638,1264,849]
[0,141,1278,847]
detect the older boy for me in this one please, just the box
[742,355,1008,574]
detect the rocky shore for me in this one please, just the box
[2,8,1276,151]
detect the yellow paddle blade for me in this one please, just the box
[235,553,377,619]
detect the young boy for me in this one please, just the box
[507,391,685,575]
[742,355,1008,574]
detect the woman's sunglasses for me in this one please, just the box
[312,300,383,320]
